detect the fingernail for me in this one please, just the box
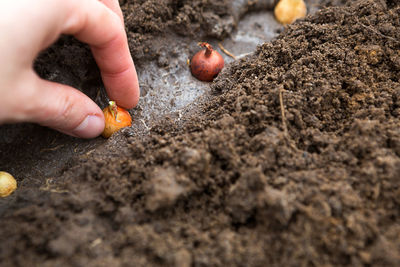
[72,115,105,138]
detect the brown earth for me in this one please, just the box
[0,0,399,266]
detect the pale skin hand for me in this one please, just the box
[0,0,140,138]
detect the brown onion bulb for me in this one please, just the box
[190,42,224,82]
[274,0,307,25]
[0,171,17,197]
[102,101,132,138]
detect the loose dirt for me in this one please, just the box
[0,0,399,266]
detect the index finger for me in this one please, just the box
[99,0,124,24]
[64,0,139,109]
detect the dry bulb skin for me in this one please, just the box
[274,0,307,25]
[102,101,132,138]
[0,171,17,197]
[190,42,224,82]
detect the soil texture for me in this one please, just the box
[0,0,399,266]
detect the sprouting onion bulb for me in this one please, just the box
[0,171,17,197]
[190,42,224,82]
[102,101,132,138]
[274,0,307,25]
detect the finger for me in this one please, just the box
[63,0,139,109]
[19,71,105,138]
[99,0,124,24]
[91,40,140,109]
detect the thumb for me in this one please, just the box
[22,72,105,138]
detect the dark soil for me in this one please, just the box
[1,0,400,266]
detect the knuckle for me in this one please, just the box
[57,95,75,122]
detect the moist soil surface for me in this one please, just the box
[1,0,400,266]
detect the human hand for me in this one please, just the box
[0,0,139,138]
